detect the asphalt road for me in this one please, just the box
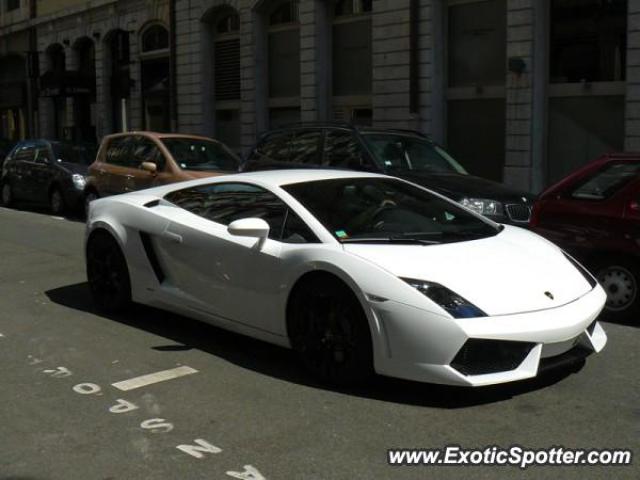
[0,205,638,480]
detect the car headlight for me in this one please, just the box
[460,197,503,216]
[72,174,87,190]
[402,278,487,318]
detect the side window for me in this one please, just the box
[34,145,52,164]
[131,138,165,170]
[282,210,319,243]
[165,183,318,243]
[289,130,322,164]
[323,131,364,168]
[258,132,292,161]
[571,162,640,200]
[105,137,134,167]
[14,144,35,162]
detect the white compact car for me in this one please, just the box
[85,170,607,386]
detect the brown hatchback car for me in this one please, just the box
[85,132,240,208]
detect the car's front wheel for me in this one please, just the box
[86,232,131,313]
[592,256,640,323]
[288,275,373,385]
[1,182,13,207]
[49,187,65,215]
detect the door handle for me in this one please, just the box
[162,230,183,244]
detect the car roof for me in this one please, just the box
[104,131,219,143]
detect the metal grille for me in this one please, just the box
[505,204,532,223]
[215,38,240,101]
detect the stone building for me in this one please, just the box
[0,0,636,193]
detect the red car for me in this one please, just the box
[530,153,640,322]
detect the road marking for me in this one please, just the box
[111,366,198,391]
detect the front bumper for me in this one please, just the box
[370,286,607,386]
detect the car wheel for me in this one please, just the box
[592,256,640,323]
[86,232,131,313]
[84,191,98,217]
[288,275,373,385]
[1,182,13,207]
[49,187,65,215]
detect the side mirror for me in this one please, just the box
[227,218,270,239]
[141,161,157,174]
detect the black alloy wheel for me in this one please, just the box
[50,187,65,215]
[288,277,373,385]
[86,232,132,313]
[1,182,13,207]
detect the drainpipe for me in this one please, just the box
[169,0,178,131]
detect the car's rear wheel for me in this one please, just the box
[49,187,65,215]
[86,232,131,313]
[1,182,13,207]
[592,256,640,323]
[288,275,373,385]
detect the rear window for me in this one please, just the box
[571,162,640,200]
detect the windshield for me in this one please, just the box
[161,138,239,172]
[364,134,467,175]
[52,143,97,165]
[283,177,499,244]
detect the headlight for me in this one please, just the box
[460,197,503,216]
[402,278,487,318]
[72,174,87,190]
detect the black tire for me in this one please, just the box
[86,232,131,313]
[1,182,13,207]
[591,256,640,323]
[288,275,373,385]
[49,187,65,215]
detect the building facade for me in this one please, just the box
[0,0,636,193]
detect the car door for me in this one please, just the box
[29,143,55,203]
[128,136,167,191]
[10,143,37,200]
[152,182,310,334]
[102,136,142,195]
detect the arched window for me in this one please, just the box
[216,12,240,34]
[332,0,372,124]
[141,24,169,53]
[267,0,300,127]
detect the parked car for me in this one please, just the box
[85,132,240,211]
[1,140,96,214]
[242,124,535,225]
[530,153,640,322]
[85,169,606,386]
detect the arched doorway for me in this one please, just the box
[0,55,27,141]
[140,23,171,132]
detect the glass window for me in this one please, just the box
[364,134,468,174]
[289,130,322,164]
[258,131,292,160]
[323,131,363,167]
[270,1,299,25]
[14,144,35,162]
[34,145,52,164]
[131,138,165,170]
[335,0,372,17]
[550,0,627,83]
[52,143,97,165]
[283,178,500,243]
[161,137,239,171]
[105,137,136,167]
[217,13,240,34]
[165,182,318,243]
[448,0,506,87]
[571,162,640,200]
[141,25,169,53]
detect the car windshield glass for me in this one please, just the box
[283,177,499,244]
[363,134,468,175]
[571,162,640,200]
[161,138,239,171]
[52,143,97,165]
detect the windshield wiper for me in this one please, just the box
[340,236,441,245]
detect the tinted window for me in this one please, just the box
[161,138,239,171]
[289,130,322,164]
[52,143,96,165]
[571,162,640,200]
[258,132,292,161]
[323,131,363,167]
[364,134,468,174]
[131,138,165,170]
[283,178,499,243]
[34,145,52,164]
[13,144,35,162]
[165,182,318,243]
[105,137,136,168]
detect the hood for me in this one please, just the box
[343,226,592,316]
[57,161,89,176]
[398,172,534,203]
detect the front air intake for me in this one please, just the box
[451,339,536,376]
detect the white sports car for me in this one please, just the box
[85,170,607,386]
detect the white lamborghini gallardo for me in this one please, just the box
[85,170,607,386]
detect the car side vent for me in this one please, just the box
[139,232,165,283]
[144,200,160,208]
